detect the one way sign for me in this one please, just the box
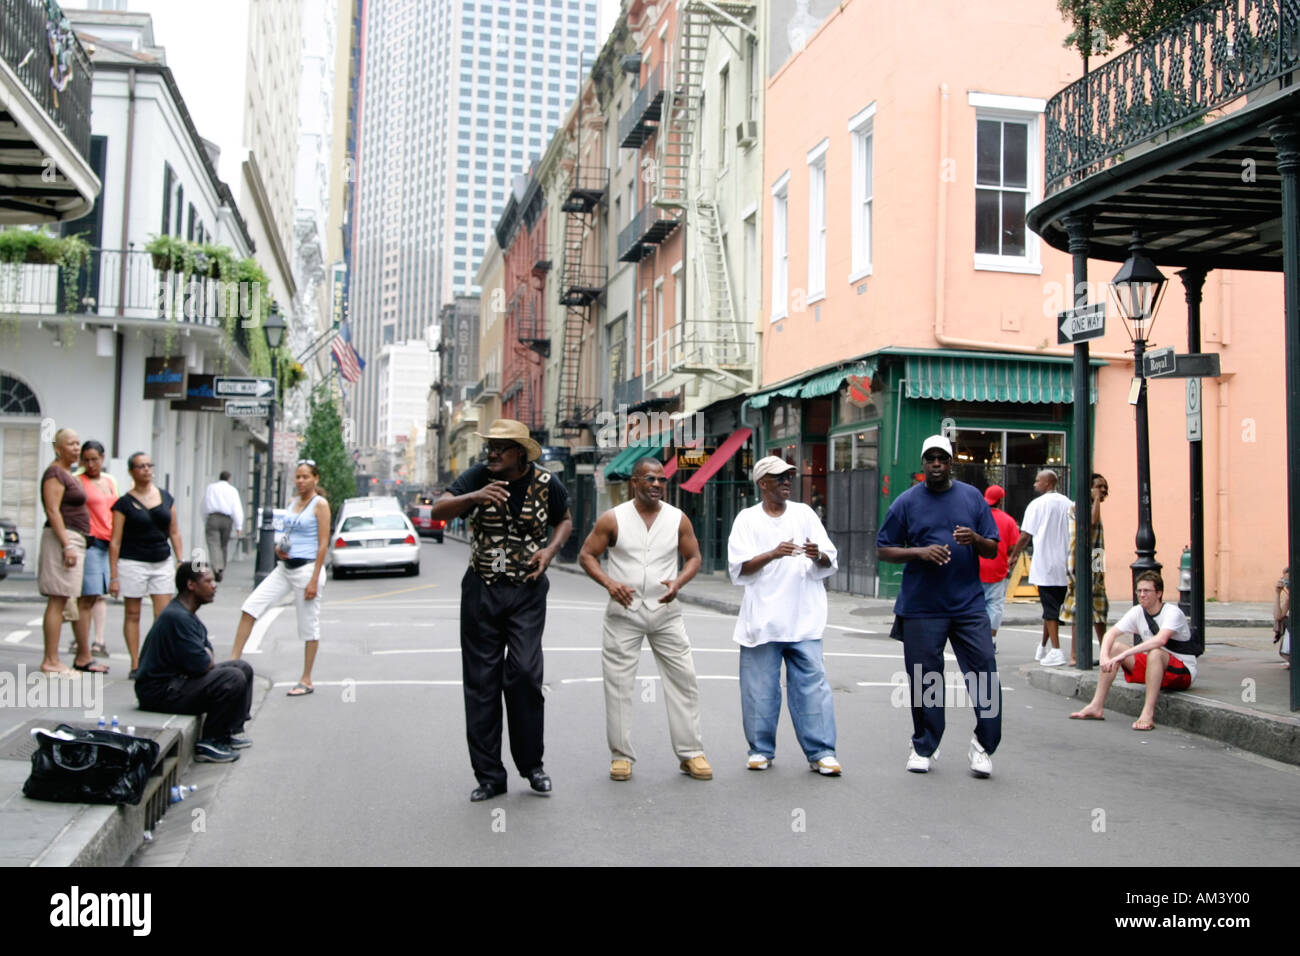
[1057,303,1107,345]
[214,377,275,399]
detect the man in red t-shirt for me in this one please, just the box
[979,485,1020,646]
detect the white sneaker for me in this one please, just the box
[809,756,842,776]
[747,754,771,771]
[1033,641,1046,661]
[1041,648,1067,667]
[968,737,992,778]
[906,745,937,773]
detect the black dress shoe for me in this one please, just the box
[527,769,552,795]
[470,782,505,802]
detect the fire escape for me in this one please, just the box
[554,162,609,435]
[653,0,758,388]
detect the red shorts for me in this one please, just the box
[1123,650,1192,690]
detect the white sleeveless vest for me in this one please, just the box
[607,500,682,611]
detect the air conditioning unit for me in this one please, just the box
[735,120,758,148]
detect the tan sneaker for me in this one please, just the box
[609,759,632,781]
[679,755,713,780]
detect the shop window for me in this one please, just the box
[831,426,878,471]
[768,400,801,440]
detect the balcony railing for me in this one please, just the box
[0,247,256,351]
[612,374,643,410]
[467,370,501,405]
[1045,0,1300,195]
[557,397,602,431]
[561,165,609,214]
[560,262,607,306]
[645,326,755,386]
[617,67,664,148]
[617,205,681,262]
[0,0,93,161]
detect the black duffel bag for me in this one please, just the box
[23,723,160,805]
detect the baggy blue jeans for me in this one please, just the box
[738,639,836,762]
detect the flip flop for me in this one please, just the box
[91,642,109,658]
[287,682,314,697]
[72,660,110,674]
[1132,721,1155,732]
[1068,712,1105,720]
[40,667,73,678]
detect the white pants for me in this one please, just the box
[602,602,704,763]
[241,562,324,641]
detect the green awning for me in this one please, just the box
[904,355,1098,404]
[603,440,667,480]
[751,359,879,407]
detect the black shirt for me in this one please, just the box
[135,600,212,697]
[112,489,175,562]
[448,462,569,526]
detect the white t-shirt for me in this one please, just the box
[1115,602,1197,680]
[1021,491,1072,586]
[727,502,837,647]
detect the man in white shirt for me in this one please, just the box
[1007,469,1073,667]
[727,456,842,776]
[1068,570,1197,731]
[201,471,244,582]
[578,456,710,782]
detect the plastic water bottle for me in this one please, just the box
[97,716,106,731]
[110,715,120,733]
[169,784,196,804]
[126,726,135,736]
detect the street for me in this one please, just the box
[33,538,1277,867]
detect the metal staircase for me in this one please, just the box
[555,164,608,436]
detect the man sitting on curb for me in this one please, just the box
[1068,570,1197,731]
[135,562,255,763]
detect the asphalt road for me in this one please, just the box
[5,540,1295,866]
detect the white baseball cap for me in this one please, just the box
[921,435,953,458]
[752,455,797,482]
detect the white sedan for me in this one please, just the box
[330,511,421,579]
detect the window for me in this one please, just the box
[718,65,729,162]
[160,164,173,235]
[770,171,789,321]
[849,104,875,281]
[970,93,1044,273]
[806,140,827,301]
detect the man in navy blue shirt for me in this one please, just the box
[877,435,1002,777]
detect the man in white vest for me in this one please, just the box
[578,456,712,782]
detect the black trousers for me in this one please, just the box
[460,570,548,788]
[895,613,1002,758]
[136,660,254,741]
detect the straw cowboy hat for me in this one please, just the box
[476,419,542,462]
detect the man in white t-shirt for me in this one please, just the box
[728,456,842,776]
[1007,469,1072,667]
[1068,570,1197,731]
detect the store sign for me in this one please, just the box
[169,373,224,412]
[844,374,874,407]
[144,356,187,400]
[676,447,715,470]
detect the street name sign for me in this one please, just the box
[1142,346,1177,378]
[1057,303,1106,344]
[214,376,275,398]
[224,400,271,418]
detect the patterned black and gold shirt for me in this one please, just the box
[447,463,570,584]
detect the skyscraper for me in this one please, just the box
[350,0,599,451]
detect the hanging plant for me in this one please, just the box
[0,229,60,265]
[145,234,186,272]
[52,233,90,313]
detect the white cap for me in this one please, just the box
[752,455,797,482]
[921,435,953,457]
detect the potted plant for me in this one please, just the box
[145,234,186,272]
[0,229,60,265]
[51,233,91,313]
[200,242,236,280]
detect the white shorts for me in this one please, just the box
[118,556,175,599]
[240,562,324,642]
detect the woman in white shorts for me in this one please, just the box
[109,451,182,678]
[231,460,331,696]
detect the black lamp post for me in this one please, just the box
[1109,233,1167,599]
[253,304,287,586]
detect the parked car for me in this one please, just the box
[0,519,24,580]
[407,504,445,543]
[330,500,420,579]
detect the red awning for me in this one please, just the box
[680,427,752,494]
[662,455,678,480]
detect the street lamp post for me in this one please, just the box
[253,304,287,586]
[1109,233,1168,599]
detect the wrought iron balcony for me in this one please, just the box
[560,262,607,306]
[1044,0,1300,195]
[617,67,664,148]
[612,374,643,410]
[557,397,602,431]
[468,370,500,405]
[0,0,96,222]
[646,325,755,387]
[513,300,549,357]
[561,165,609,214]
[617,205,681,262]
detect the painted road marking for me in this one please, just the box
[4,629,31,644]
[330,582,441,605]
[371,645,743,656]
[560,675,739,684]
[243,606,285,654]
[825,624,880,634]
[856,681,1014,690]
[26,617,42,627]
[272,679,463,688]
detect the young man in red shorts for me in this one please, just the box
[1068,570,1196,731]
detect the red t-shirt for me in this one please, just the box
[79,472,119,542]
[979,506,1020,583]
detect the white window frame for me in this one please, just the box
[848,103,875,283]
[806,139,828,303]
[770,171,790,322]
[969,92,1044,275]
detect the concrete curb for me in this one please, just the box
[1021,663,1300,767]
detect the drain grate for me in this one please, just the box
[0,719,163,761]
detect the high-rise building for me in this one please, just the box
[350,0,599,450]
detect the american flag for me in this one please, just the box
[330,322,365,383]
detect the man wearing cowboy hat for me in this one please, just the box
[432,419,573,802]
